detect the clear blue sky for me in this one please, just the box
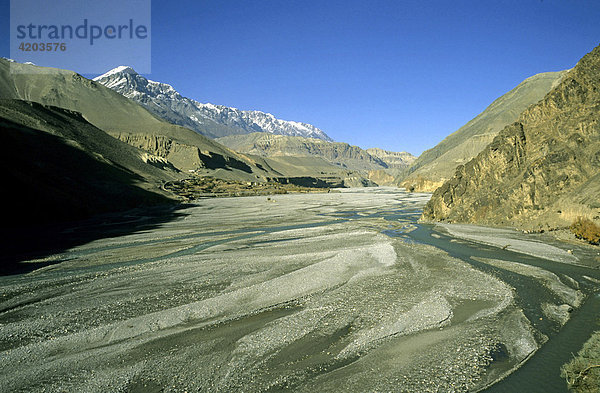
[1,1,599,155]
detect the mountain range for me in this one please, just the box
[93,66,333,141]
[94,65,415,183]
[0,59,384,216]
[3,41,599,236]
[0,58,286,179]
[0,58,395,268]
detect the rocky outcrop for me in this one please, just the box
[367,170,397,186]
[366,169,414,187]
[423,45,600,231]
[402,70,567,192]
[343,175,378,188]
[114,133,252,173]
[401,175,445,192]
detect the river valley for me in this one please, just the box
[1,188,598,392]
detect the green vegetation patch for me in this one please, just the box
[561,331,600,392]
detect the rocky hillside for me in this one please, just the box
[423,45,600,231]
[93,66,333,141]
[216,132,415,172]
[402,70,568,192]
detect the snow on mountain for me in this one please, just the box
[93,67,333,141]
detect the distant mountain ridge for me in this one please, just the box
[365,148,417,169]
[93,66,333,141]
[216,133,416,173]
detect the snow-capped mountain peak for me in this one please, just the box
[93,67,333,141]
[94,65,137,80]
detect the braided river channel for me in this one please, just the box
[1,188,598,392]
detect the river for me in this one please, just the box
[0,188,598,392]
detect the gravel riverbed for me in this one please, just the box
[0,189,595,392]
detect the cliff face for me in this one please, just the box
[113,133,253,173]
[423,45,600,231]
[367,169,397,186]
[402,70,567,192]
[364,148,416,168]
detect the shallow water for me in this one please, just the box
[0,188,598,392]
[326,191,600,392]
[402,223,600,392]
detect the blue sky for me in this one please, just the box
[2,1,600,155]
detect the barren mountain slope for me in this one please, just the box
[402,70,567,192]
[423,45,600,231]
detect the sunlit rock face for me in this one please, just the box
[401,69,567,193]
[423,44,600,231]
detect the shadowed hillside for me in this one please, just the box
[0,99,191,273]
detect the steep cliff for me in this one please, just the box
[423,45,600,231]
[364,148,416,168]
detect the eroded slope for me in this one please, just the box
[423,45,600,231]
